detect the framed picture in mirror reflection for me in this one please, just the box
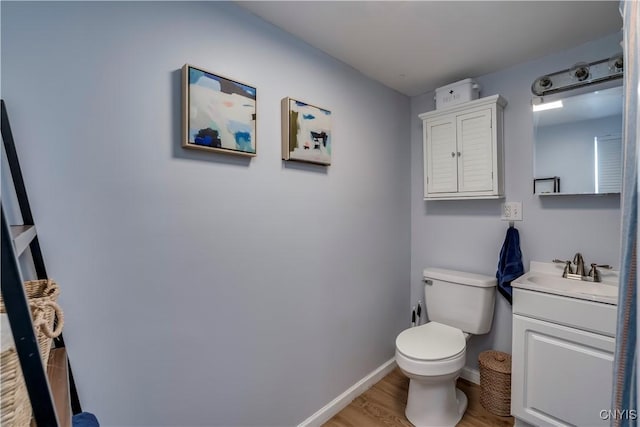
[533,177,561,194]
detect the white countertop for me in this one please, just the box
[512,261,619,305]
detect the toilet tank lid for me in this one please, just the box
[423,268,497,287]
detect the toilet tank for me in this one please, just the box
[423,268,496,334]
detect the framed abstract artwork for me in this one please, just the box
[281,97,332,165]
[182,64,257,156]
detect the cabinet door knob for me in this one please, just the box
[451,152,455,157]
[457,151,462,157]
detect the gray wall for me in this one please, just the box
[410,32,623,370]
[1,2,411,426]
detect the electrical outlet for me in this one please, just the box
[501,202,523,221]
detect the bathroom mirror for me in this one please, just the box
[533,84,623,195]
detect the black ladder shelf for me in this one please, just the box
[1,100,82,426]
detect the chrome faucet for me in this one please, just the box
[588,263,601,282]
[573,253,586,277]
[554,254,612,282]
[552,259,573,278]
[587,263,613,283]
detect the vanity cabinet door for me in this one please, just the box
[512,314,614,427]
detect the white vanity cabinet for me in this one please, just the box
[511,288,617,427]
[419,95,507,200]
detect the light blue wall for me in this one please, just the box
[2,1,626,424]
[1,2,411,426]
[410,32,623,370]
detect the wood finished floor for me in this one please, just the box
[323,368,514,427]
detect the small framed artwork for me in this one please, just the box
[533,176,560,194]
[182,64,257,156]
[281,97,332,165]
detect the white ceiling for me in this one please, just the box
[238,1,623,96]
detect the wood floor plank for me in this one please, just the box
[458,379,513,427]
[47,348,71,427]
[323,368,513,427]
[356,390,411,425]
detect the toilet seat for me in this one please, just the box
[396,322,465,361]
[395,322,466,377]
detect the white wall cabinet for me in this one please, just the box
[511,288,617,427]
[419,95,507,200]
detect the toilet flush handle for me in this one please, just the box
[423,279,433,285]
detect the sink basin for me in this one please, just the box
[514,268,619,305]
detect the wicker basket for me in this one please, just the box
[1,279,64,427]
[22,280,64,362]
[479,350,512,417]
[0,347,31,427]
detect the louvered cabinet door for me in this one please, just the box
[425,117,458,194]
[456,108,494,193]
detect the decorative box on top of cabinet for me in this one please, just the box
[419,94,507,200]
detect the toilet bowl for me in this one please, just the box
[395,268,497,427]
[396,322,468,427]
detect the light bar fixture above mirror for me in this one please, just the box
[531,54,623,96]
[532,100,563,112]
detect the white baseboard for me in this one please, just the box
[460,366,480,385]
[514,417,536,427]
[297,358,397,427]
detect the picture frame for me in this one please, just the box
[182,64,257,156]
[281,97,332,165]
[533,176,561,194]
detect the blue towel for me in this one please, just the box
[496,226,524,304]
[72,412,100,427]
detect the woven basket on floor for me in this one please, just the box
[1,279,64,427]
[479,350,512,417]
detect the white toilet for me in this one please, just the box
[395,268,497,427]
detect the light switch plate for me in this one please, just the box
[501,202,523,221]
